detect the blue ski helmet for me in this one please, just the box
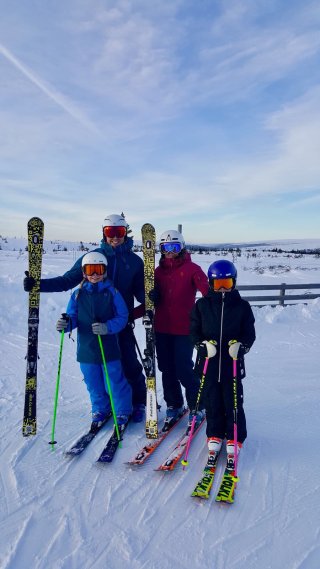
[208,260,237,289]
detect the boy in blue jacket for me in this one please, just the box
[56,251,132,431]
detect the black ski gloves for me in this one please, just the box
[23,271,35,292]
[148,288,161,306]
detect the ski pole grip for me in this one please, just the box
[228,339,241,359]
[61,313,70,326]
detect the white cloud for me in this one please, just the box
[1,1,320,242]
[62,0,320,119]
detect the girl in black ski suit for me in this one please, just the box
[190,260,256,447]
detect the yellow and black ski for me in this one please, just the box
[22,217,44,436]
[191,451,221,499]
[215,455,239,503]
[141,223,158,439]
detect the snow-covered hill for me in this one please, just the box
[0,239,319,569]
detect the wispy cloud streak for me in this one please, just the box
[0,43,99,134]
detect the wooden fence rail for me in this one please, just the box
[236,283,320,306]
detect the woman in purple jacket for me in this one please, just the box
[154,230,209,433]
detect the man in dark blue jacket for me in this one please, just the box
[24,214,146,422]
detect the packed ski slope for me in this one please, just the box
[0,238,320,569]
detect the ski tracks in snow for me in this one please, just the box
[1,255,320,569]
[1,401,319,569]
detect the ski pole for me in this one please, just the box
[132,326,146,371]
[181,356,210,469]
[97,334,121,446]
[49,322,66,449]
[228,340,240,479]
[232,357,239,478]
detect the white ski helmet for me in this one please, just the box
[81,251,108,269]
[159,230,185,249]
[103,214,128,228]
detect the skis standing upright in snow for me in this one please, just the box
[141,223,158,439]
[22,217,44,436]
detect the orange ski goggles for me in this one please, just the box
[212,277,234,291]
[83,264,107,276]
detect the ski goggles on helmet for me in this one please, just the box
[103,226,127,239]
[212,277,234,291]
[83,264,107,276]
[160,242,182,254]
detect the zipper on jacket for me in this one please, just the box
[218,292,225,382]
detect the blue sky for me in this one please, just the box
[1,0,320,244]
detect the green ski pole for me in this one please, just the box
[97,334,121,446]
[49,325,66,449]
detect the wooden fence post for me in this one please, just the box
[279,283,286,306]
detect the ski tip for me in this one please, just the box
[216,499,234,504]
[215,496,235,504]
[64,450,80,457]
[191,492,210,499]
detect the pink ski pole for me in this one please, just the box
[232,357,239,478]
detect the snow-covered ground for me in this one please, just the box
[0,237,319,569]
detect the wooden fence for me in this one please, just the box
[237,283,320,306]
